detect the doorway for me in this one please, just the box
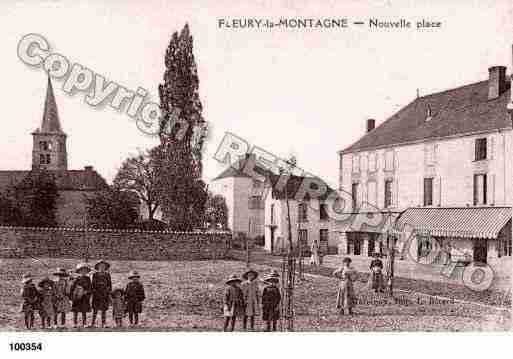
[473,240,488,264]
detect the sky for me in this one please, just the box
[1,0,512,189]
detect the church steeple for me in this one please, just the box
[32,75,68,170]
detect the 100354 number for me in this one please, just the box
[9,342,43,351]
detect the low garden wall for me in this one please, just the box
[0,226,232,261]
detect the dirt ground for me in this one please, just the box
[0,258,510,331]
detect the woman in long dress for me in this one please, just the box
[310,240,320,266]
[333,257,356,315]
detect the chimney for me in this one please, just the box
[488,66,507,100]
[366,119,375,133]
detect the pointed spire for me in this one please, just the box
[39,75,64,133]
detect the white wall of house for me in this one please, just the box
[210,176,265,237]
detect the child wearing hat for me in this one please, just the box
[241,268,260,331]
[91,260,112,328]
[20,273,39,330]
[38,277,56,329]
[70,263,92,328]
[53,268,72,328]
[125,271,145,327]
[111,288,126,328]
[223,274,245,332]
[261,271,281,332]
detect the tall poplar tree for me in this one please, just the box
[157,24,208,230]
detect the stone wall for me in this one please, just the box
[0,226,231,261]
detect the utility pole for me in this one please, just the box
[386,230,395,297]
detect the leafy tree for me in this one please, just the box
[85,187,140,229]
[156,24,209,230]
[0,190,24,226]
[204,192,228,229]
[113,147,160,221]
[15,170,59,227]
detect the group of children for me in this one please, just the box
[20,260,146,329]
[223,268,282,332]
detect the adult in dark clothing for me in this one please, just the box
[91,260,112,328]
[125,271,145,327]
[369,254,385,293]
[261,271,281,332]
[20,273,38,329]
[70,263,92,328]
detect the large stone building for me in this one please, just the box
[0,76,107,226]
[337,60,513,268]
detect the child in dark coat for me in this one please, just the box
[91,260,112,328]
[125,271,145,327]
[20,273,38,330]
[223,274,245,332]
[261,271,281,332]
[70,263,92,328]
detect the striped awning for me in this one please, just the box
[395,207,511,239]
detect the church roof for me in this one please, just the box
[34,76,65,135]
[0,169,108,191]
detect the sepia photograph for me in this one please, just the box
[0,0,512,357]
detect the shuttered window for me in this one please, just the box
[473,174,487,205]
[424,178,433,206]
[475,138,487,161]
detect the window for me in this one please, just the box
[351,183,359,209]
[385,151,394,171]
[367,181,377,206]
[384,179,393,208]
[40,154,51,165]
[319,202,329,221]
[270,204,275,224]
[475,138,487,161]
[319,229,329,252]
[298,202,308,223]
[39,141,51,151]
[424,178,433,206]
[252,179,261,189]
[425,144,435,165]
[59,142,65,152]
[352,155,360,173]
[298,229,308,251]
[248,196,263,209]
[499,237,512,257]
[368,153,377,172]
[473,174,487,205]
[347,233,362,255]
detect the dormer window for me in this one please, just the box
[425,105,432,122]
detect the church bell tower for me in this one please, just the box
[32,76,68,171]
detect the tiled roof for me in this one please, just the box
[213,155,273,181]
[343,79,512,153]
[268,173,334,201]
[0,169,108,191]
[395,206,511,239]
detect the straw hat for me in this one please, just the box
[264,270,280,284]
[38,277,54,289]
[225,274,242,285]
[94,259,110,271]
[53,268,69,277]
[342,257,352,264]
[75,263,91,273]
[21,273,33,284]
[242,268,259,280]
[128,270,140,280]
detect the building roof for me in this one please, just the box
[268,173,335,201]
[395,206,511,239]
[0,169,108,191]
[213,154,273,181]
[342,79,512,153]
[33,76,65,135]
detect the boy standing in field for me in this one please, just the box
[91,260,112,328]
[53,268,71,328]
[223,274,245,332]
[70,263,92,328]
[111,288,126,328]
[37,277,56,329]
[241,269,259,331]
[20,273,38,330]
[261,271,281,332]
[125,271,145,327]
